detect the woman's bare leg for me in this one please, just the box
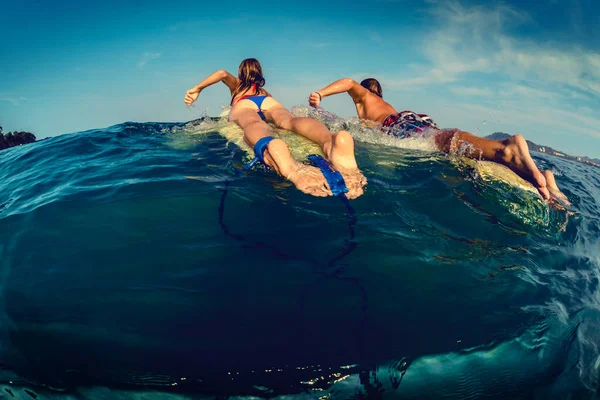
[435,129,551,199]
[264,104,366,198]
[229,106,332,197]
[264,103,358,170]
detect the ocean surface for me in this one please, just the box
[0,110,599,399]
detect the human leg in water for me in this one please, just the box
[435,129,552,200]
[541,170,571,206]
[265,102,366,199]
[229,106,333,197]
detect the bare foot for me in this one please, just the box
[340,170,366,199]
[262,138,332,197]
[287,163,333,197]
[323,130,367,199]
[324,130,358,170]
[542,170,571,206]
[500,134,550,200]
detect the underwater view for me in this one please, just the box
[0,109,599,399]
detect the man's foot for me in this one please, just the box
[542,170,571,206]
[323,131,367,199]
[500,134,550,200]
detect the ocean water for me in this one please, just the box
[0,113,599,399]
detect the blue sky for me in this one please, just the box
[1,0,599,158]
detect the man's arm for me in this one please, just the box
[184,70,238,105]
[308,78,368,108]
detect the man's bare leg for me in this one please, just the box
[229,107,332,197]
[542,170,571,206]
[435,129,550,199]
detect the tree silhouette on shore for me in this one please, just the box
[0,125,37,151]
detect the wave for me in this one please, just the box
[0,116,598,398]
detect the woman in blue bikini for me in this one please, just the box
[184,58,366,199]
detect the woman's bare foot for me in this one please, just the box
[286,163,333,197]
[262,138,332,197]
[340,170,366,199]
[500,134,550,200]
[323,131,358,170]
[541,170,571,206]
[323,130,367,199]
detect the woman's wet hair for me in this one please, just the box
[360,78,383,98]
[231,58,268,104]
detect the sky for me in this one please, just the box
[1,0,599,158]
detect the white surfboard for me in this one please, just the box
[188,117,538,196]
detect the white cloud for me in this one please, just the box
[498,85,558,100]
[0,95,27,106]
[589,54,600,70]
[387,1,600,99]
[450,86,494,97]
[436,98,600,141]
[0,98,19,106]
[370,0,600,154]
[138,52,161,69]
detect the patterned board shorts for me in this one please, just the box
[381,110,439,138]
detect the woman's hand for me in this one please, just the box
[184,88,201,105]
[308,92,322,108]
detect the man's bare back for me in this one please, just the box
[309,78,395,123]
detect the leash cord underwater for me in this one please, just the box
[216,145,367,330]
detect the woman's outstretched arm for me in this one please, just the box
[184,70,238,105]
[308,78,368,108]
